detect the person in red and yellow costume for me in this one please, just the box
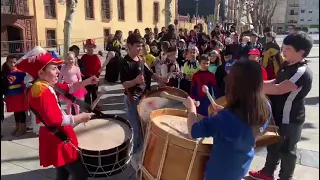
[16,46,98,180]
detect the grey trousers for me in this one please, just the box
[262,123,303,180]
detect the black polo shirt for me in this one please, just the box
[119,55,152,98]
[269,62,313,125]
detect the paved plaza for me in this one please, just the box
[1,40,319,180]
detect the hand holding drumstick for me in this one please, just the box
[202,85,224,112]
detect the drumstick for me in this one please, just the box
[202,85,219,107]
[91,86,108,110]
[160,91,200,107]
[98,52,112,74]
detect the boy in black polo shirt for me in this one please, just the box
[119,34,162,172]
[249,31,313,180]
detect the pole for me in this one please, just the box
[195,0,199,24]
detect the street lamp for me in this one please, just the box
[195,0,199,24]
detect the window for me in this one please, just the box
[290,10,294,15]
[44,0,56,19]
[85,0,94,19]
[309,10,312,13]
[153,2,159,23]
[118,0,125,21]
[46,29,57,47]
[137,0,142,22]
[300,18,304,21]
[308,18,312,21]
[101,0,111,20]
[104,28,110,38]
[301,10,305,13]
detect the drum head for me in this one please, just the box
[150,108,213,146]
[74,119,131,151]
[138,87,188,122]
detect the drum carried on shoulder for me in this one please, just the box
[140,109,212,180]
[74,114,133,178]
[208,96,280,148]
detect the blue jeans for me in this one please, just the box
[124,95,143,154]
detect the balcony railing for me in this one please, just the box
[1,0,30,16]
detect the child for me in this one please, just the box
[208,50,221,74]
[78,39,102,105]
[177,39,187,68]
[248,48,268,80]
[2,55,29,137]
[141,44,156,90]
[190,55,217,116]
[181,46,200,94]
[215,48,234,98]
[160,46,180,87]
[154,41,170,76]
[16,46,98,180]
[183,59,272,180]
[249,32,313,180]
[58,52,87,115]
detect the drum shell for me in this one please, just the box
[142,109,213,180]
[255,118,281,147]
[138,87,188,136]
[207,96,227,116]
[75,114,133,178]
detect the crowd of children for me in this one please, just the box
[0,23,314,180]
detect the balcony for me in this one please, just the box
[1,0,31,17]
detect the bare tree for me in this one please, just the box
[58,0,78,59]
[248,0,280,33]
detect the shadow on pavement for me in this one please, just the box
[242,176,253,180]
[305,96,319,106]
[1,168,55,180]
[303,122,317,129]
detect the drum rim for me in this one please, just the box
[148,108,213,153]
[138,87,188,122]
[77,114,133,156]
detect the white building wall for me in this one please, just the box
[298,0,319,25]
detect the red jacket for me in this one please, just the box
[79,54,101,77]
[28,81,79,167]
[261,66,268,80]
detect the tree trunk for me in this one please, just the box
[236,0,244,32]
[63,0,77,60]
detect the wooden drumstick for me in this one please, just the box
[91,86,108,110]
[160,91,200,107]
[202,85,219,107]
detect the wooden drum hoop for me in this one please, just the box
[138,87,188,137]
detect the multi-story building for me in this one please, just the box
[298,0,319,30]
[272,0,288,33]
[285,0,319,31]
[1,0,177,56]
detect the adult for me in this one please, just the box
[160,24,178,43]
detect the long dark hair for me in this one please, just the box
[225,59,270,136]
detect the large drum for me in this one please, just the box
[208,97,280,148]
[138,87,188,136]
[140,109,213,180]
[74,114,133,178]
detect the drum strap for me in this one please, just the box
[29,105,70,143]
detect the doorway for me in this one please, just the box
[7,25,23,54]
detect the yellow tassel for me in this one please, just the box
[30,81,49,98]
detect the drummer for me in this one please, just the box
[183,60,271,180]
[16,46,97,180]
[119,34,163,168]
